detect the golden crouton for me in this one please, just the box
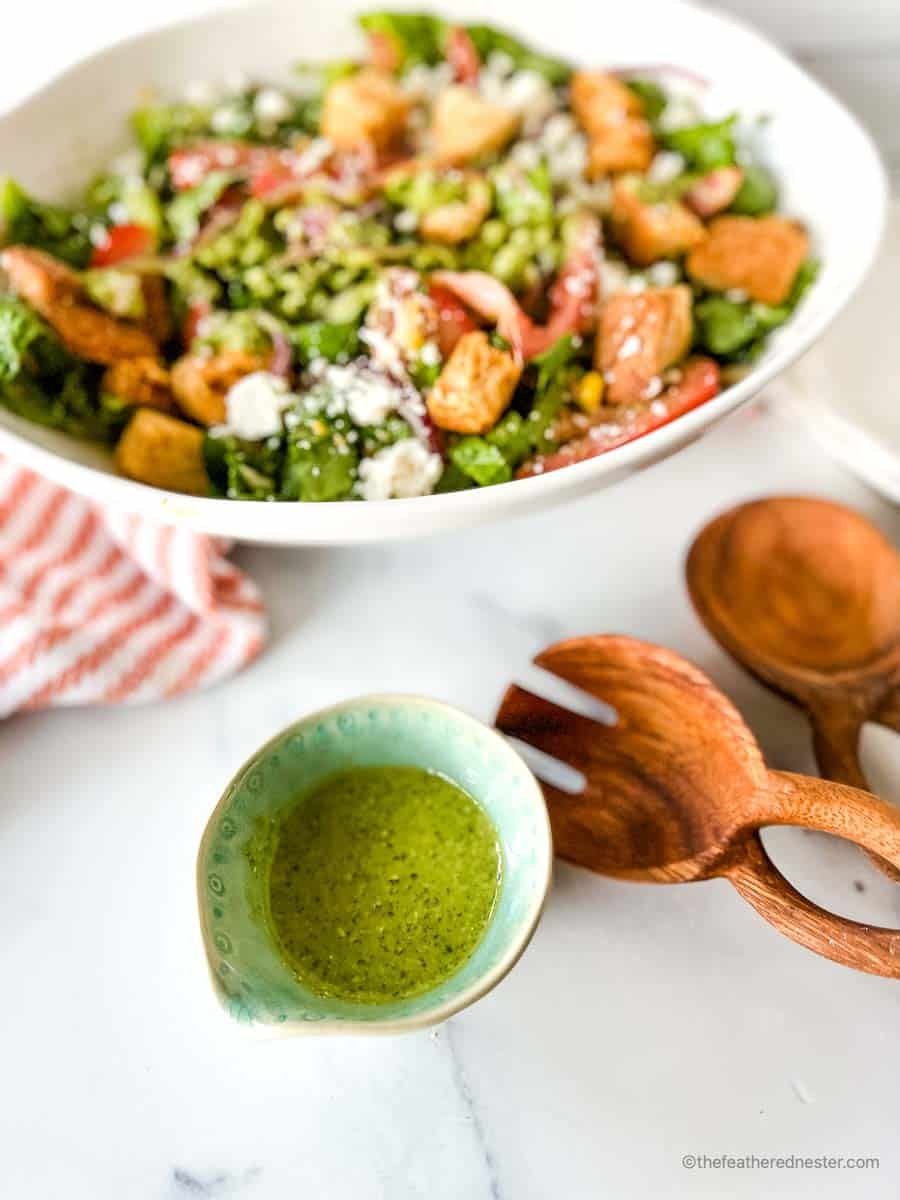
[586,122,654,177]
[170,350,268,427]
[116,409,209,495]
[102,357,174,412]
[599,285,693,406]
[321,68,410,151]
[431,86,520,166]
[571,71,644,134]
[686,215,809,306]
[427,330,521,434]
[610,180,706,266]
[419,177,491,244]
[1,245,158,364]
[571,71,654,177]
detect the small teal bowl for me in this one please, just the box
[197,694,552,1035]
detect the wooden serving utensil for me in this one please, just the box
[495,635,900,977]
[686,496,900,879]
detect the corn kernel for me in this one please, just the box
[576,371,604,413]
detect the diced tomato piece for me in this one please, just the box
[428,282,480,358]
[367,30,402,73]
[182,299,212,347]
[517,358,721,477]
[447,27,481,83]
[89,223,155,267]
[250,162,299,198]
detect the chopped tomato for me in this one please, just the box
[517,358,721,477]
[427,282,480,357]
[182,299,212,347]
[447,27,480,83]
[250,162,299,199]
[367,30,402,73]
[89,223,155,267]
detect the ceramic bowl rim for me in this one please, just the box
[197,692,554,1034]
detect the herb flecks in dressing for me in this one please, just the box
[267,765,501,1003]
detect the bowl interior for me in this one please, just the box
[197,695,551,1030]
[0,0,886,543]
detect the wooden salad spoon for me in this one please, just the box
[495,635,900,977]
[686,496,900,878]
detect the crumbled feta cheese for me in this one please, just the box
[313,363,402,427]
[658,94,701,133]
[107,202,130,226]
[254,87,293,126]
[402,62,454,102]
[419,341,441,367]
[485,50,516,78]
[618,334,642,359]
[88,223,109,247]
[647,151,686,184]
[600,261,628,295]
[480,68,558,135]
[646,261,680,288]
[725,288,749,303]
[211,104,245,134]
[534,113,588,184]
[393,208,419,234]
[225,372,293,440]
[357,439,443,500]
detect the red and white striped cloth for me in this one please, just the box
[0,456,266,716]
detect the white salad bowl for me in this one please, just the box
[0,0,887,545]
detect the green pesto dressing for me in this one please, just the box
[266,766,502,1003]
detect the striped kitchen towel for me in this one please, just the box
[0,456,266,716]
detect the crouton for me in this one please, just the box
[116,409,209,495]
[610,180,706,266]
[571,71,644,135]
[170,349,268,427]
[431,86,520,166]
[1,245,158,363]
[321,67,410,151]
[427,330,521,434]
[586,122,655,177]
[599,285,693,406]
[686,214,809,306]
[102,357,174,412]
[571,71,654,177]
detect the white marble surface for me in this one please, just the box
[3,3,900,1197]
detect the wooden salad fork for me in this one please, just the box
[686,496,900,878]
[495,635,900,977]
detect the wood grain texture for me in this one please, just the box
[495,634,900,977]
[686,496,900,878]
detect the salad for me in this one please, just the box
[0,11,815,502]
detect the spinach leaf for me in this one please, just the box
[464,24,571,85]
[663,116,737,172]
[434,461,475,493]
[357,12,449,68]
[626,79,668,126]
[203,432,283,500]
[1,178,92,268]
[0,295,123,441]
[449,436,512,486]
[291,321,361,365]
[282,412,358,501]
[131,103,212,164]
[730,163,778,216]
